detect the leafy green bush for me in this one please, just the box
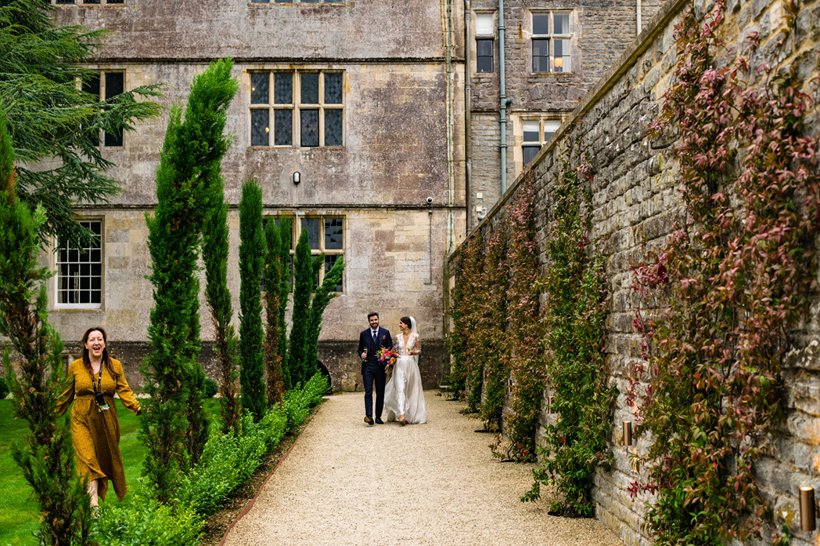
[256,405,289,451]
[91,375,327,540]
[92,487,203,546]
[302,373,330,405]
[202,377,218,399]
[177,409,286,516]
[283,389,310,429]
[282,373,328,429]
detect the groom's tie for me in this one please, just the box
[372,330,377,344]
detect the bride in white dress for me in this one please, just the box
[384,316,427,425]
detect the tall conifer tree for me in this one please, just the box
[263,220,286,405]
[0,106,91,545]
[239,181,266,421]
[276,218,293,390]
[0,0,160,244]
[288,230,313,386]
[200,67,240,433]
[205,182,241,432]
[303,257,345,382]
[142,60,236,499]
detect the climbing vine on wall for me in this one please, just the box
[504,173,546,461]
[477,228,510,431]
[524,161,614,517]
[457,231,487,413]
[448,174,545,453]
[629,1,819,542]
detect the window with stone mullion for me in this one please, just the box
[475,13,495,73]
[300,216,344,291]
[55,220,103,307]
[251,70,342,148]
[532,11,572,73]
[522,119,561,166]
[82,71,124,146]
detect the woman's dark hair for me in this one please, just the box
[400,316,412,328]
[81,326,116,378]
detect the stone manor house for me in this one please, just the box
[43,0,661,391]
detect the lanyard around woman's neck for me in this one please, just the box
[90,362,104,394]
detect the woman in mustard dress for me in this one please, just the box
[58,327,141,509]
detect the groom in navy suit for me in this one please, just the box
[358,312,393,426]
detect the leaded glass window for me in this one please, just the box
[249,70,344,148]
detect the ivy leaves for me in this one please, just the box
[631,0,818,542]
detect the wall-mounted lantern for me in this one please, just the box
[623,421,633,447]
[800,486,816,532]
[292,171,301,185]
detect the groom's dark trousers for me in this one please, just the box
[358,328,393,420]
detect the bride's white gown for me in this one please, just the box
[384,332,427,424]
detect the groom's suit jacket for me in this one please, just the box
[358,327,393,365]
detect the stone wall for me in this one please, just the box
[448,0,819,543]
[469,113,502,222]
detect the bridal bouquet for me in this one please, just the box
[377,347,398,368]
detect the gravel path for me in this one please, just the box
[222,391,622,546]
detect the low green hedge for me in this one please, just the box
[92,487,204,546]
[92,374,328,545]
[177,409,287,516]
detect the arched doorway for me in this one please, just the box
[317,361,333,393]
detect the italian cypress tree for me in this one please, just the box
[0,106,91,545]
[142,60,236,499]
[263,220,286,406]
[0,0,160,245]
[239,181,266,421]
[302,257,345,382]
[276,218,293,390]
[205,183,241,432]
[288,230,313,387]
[199,67,240,433]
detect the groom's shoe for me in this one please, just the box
[375,418,384,424]
[364,416,374,426]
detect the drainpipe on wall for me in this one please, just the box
[444,0,456,254]
[498,0,508,194]
[637,0,642,35]
[464,0,473,233]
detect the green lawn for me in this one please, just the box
[0,398,221,545]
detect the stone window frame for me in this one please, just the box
[52,0,125,5]
[530,10,574,74]
[249,70,345,148]
[512,115,563,174]
[82,70,126,147]
[268,214,345,293]
[474,11,496,74]
[54,219,104,309]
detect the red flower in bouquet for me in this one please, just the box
[377,347,398,367]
